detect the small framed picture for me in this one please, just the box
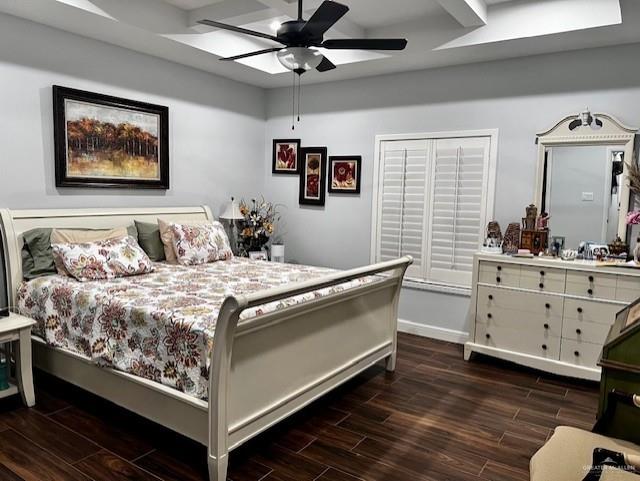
[328,156,361,194]
[299,147,328,206]
[248,251,268,261]
[272,139,301,174]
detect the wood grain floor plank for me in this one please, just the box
[481,460,530,481]
[0,429,89,481]
[0,408,101,464]
[51,406,155,460]
[0,463,26,481]
[314,468,364,481]
[75,451,162,481]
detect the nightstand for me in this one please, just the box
[0,313,36,407]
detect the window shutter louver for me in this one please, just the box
[427,137,491,286]
[377,139,429,279]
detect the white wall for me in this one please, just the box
[0,13,266,216]
[264,43,640,339]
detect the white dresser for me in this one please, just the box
[464,253,640,380]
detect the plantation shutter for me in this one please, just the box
[427,137,491,286]
[377,139,429,279]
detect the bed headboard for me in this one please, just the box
[0,205,213,307]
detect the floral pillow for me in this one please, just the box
[52,236,154,282]
[170,221,233,266]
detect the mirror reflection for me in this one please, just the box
[542,145,624,248]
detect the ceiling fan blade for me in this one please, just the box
[316,56,336,72]
[301,1,349,37]
[322,38,407,50]
[220,47,283,61]
[197,19,281,43]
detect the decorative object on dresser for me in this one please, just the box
[238,198,279,256]
[299,147,328,206]
[520,204,548,255]
[482,221,502,253]
[53,86,169,189]
[328,156,361,194]
[465,253,640,380]
[272,139,301,174]
[219,197,245,255]
[596,296,640,443]
[502,222,521,254]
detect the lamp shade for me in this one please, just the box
[220,199,244,220]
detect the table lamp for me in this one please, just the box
[220,197,245,255]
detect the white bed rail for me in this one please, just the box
[207,255,412,481]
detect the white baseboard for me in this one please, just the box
[398,319,469,344]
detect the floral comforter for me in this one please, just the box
[17,258,373,399]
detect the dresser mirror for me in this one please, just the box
[535,111,637,247]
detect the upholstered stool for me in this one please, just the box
[531,426,640,481]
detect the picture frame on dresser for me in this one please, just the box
[53,85,170,189]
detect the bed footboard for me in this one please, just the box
[207,256,412,481]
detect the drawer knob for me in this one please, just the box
[588,289,593,295]
[488,294,493,300]
[487,313,493,319]
[486,333,491,339]
[544,323,549,329]
[496,276,501,283]
[574,351,580,357]
[577,307,583,313]
[545,303,551,309]
[576,329,582,335]
[497,266,502,271]
[539,283,544,289]
[589,276,594,282]
[540,270,545,276]
[542,344,548,350]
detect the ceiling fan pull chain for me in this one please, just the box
[297,74,302,122]
[291,70,296,130]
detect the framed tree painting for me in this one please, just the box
[53,85,169,189]
[328,156,362,194]
[299,147,327,206]
[272,139,301,174]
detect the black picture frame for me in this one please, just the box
[299,147,327,206]
[53,85,169,189]
[272,139,301,174]
[328,156,362,194]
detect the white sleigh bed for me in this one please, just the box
[0,206,411,481]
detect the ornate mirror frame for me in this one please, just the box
[535,112,637,241]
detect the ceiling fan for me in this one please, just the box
[197,0,408,75]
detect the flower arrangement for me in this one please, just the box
[238,198,280,254]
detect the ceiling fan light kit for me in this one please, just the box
[198,0,407,128]
[277,47,323,73]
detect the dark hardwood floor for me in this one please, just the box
[0,333,599,481]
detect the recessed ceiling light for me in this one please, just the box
[270,21,281,32]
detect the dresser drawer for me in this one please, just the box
[476,286,562,334]
[562,317,612,345]
[479,261,519,287]
[475,323,560,360]
[560,339,603,368]
[477,286,564,316]
[616,275,640,303]
[519,265,566,293]
[563,298,622,325]
[566,271,617,299]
